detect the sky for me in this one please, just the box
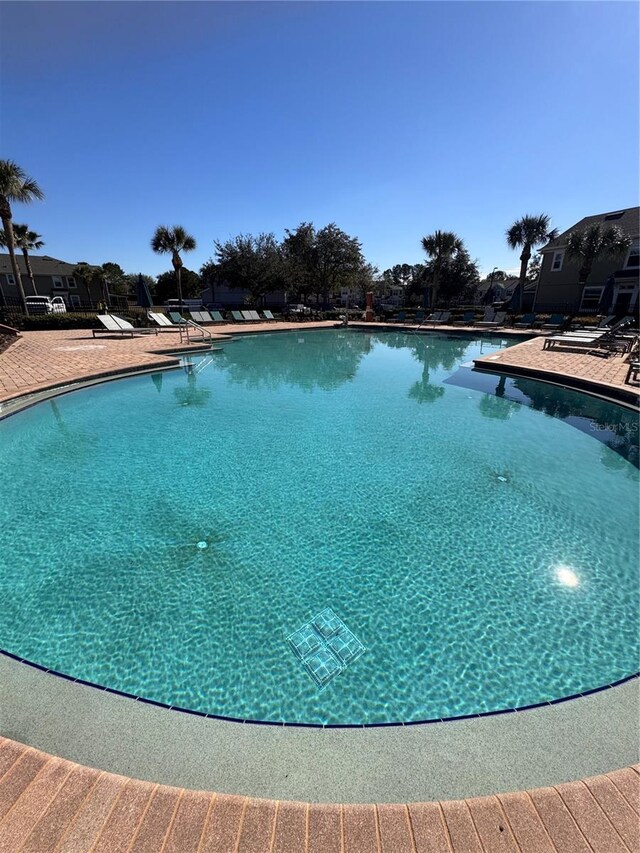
[0,1,638,279]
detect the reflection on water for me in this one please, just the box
[448,367,639,470]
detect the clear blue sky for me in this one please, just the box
[1,1,638,279]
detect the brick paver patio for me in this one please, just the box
[1,322,638,850]
[0,739,637,853]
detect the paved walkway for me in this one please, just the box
[0,738,638,853]
[472,334,638,402]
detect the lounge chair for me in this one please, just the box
[249,310,262,321]
[231,311,245,322]
[92,315,158,337]
[541,314,566,329]
[454,311,475,325]
[413,310,425,324]
[543,333,602,350]
[190,311,211,324]
[625,360,640,385]
[168,311,187,325]
[426,311,441,325]
[198,310,215,323]
[148,311,180,331]
[476,311,507,328]
[394,311,406,323]
[474,308,496,326]
[432,311,452,324]
[210,311,226,323]
[262,310,275,321]
[576,314,616,331]
[514,313,536,328]
[241,310,254,321]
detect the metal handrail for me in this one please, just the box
[180,320,213,345]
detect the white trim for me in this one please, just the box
[6,273,15,286]
[623,240,639,270]
[67,276,77,289]
[579,285,603,312]
[52,276,64,289]
[551,250,564,272]
[69,294,81,308]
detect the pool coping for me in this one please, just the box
[1,324,639,802]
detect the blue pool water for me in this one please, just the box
[0,329,638,724]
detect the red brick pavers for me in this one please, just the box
[473,334,639,400]
[0,323,336,405]
[0,740,638,852]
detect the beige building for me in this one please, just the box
[534,207,639,315]
[0,254,102,308]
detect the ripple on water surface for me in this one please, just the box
[0,330,638,724]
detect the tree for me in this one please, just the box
[565,223,632,286]
[156,268,202,303]
[281,222,318,302]
[433,248,480,304]
[315,223,364,304]
[420,230,464,307]
[0,160,44,311]
[151,225,196,310]
[526,253,542,282]
[212,233,284,304]
[101,262,129,296]
[506,214,558,292]
[73,263,109,307]
[0,223,44,295]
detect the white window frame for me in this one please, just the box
[52,276,64,289]
[551,250,564,272]
[67,276,77,289]
[579,286,604,312]
[6,273,15,286]
[624,241,639,269]
[69,294,81,308]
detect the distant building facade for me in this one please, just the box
[0,254,102,307]
[534,207,639,314]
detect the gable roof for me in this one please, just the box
[541,206,640,252]
[0,254,88,277]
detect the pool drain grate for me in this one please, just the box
[287,608,365,688]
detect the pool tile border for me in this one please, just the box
[1,647,637,730]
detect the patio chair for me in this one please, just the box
[474,308,495,326]
[249,310,262,321]
[241,310,255,321]
[476,311,507,328]
[210,311,226,323]
[262,310,276,321]
[92,315,138,337]
[147,311,180,331]
[413,310,425,324]
[394,311,406,323]
[111,315,158,335]
[454,311,475,325]
[190,311,212,324]
[625,360,640,385]
[432,311,452,324]
[543,333,602,350]
[514,313,536,328]
[541,314,566,329]
[168,311,187,325]
[231,311,245,322]
[426,311,442,325]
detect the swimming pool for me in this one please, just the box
[0,329,637,725]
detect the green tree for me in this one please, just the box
[565,223,632,286]
[101,262,129,296]
[151,225,197,310]
[281,222,318,302]
[429,248,480,304]
[73,263,109,307]
[0,160,44,311]
[420,230,464,308]
[506,214,558,292]
[212,233,283,304]
[156,268,202,303]
[0,224,44,295]
[315,223,363,304]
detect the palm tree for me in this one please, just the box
[0,160,44,311]
[420,230,464,308]
[0,224,44,295]
[151,226,196,310]
[506,214,558,292]
[565,223,632,287]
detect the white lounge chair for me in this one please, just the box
[476,311,507,328]
[92,315,157,337]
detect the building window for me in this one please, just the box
[52,276,64,289]
[624,242,639,269]
[6,274,15,286]
[69,294,81,308]
[67,276,77,288]
[551,251,564,272]
[604,211,625,221]
[580,286,604,312]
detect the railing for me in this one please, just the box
[179,319,213,345]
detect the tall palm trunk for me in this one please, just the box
[172,252,183,310]
[0,208,27,311]
[518,246,531,289]
[21,247,36,295]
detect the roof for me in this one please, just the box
[0,254,87,277]
[541,206,640,252]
